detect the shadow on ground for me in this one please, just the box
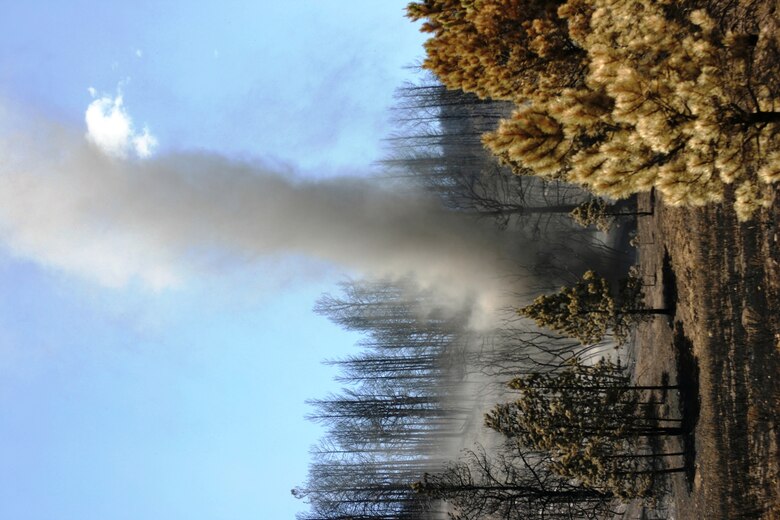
[673,321,700,491]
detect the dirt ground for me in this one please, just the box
[626,187,780,519]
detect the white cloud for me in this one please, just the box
[84,92,157,159]
[132,127,157,158]
[87,86,97,98]
[135,48,143,58]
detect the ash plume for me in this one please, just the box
[0,105,521,327]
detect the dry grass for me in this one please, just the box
[628,185,780,519]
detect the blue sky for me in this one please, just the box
[0,2,428,519]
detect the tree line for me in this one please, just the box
[291,4,731,512]
[294,85,671,520]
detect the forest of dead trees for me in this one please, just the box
[293,80,677,520]
[294,1,778,519]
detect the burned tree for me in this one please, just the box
[413,446,612,519]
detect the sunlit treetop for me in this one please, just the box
[485,358,655,497]
[411,0,780,219]
[406,0,587,102]
[517,269,654,345]
[485,1,780,219]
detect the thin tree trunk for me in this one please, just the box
[623,308,672,316]
[744,111,780,124]
[479,204,579,217]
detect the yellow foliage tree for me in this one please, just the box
[483,1,780,219]
[411,0,780,219]
[406,0,588,102]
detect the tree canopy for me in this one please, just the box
[517,270,652,345]
[410,0,780,219]
[406,0,587,102]
[485,358,679,498]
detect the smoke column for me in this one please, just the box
[0,106,521,326]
